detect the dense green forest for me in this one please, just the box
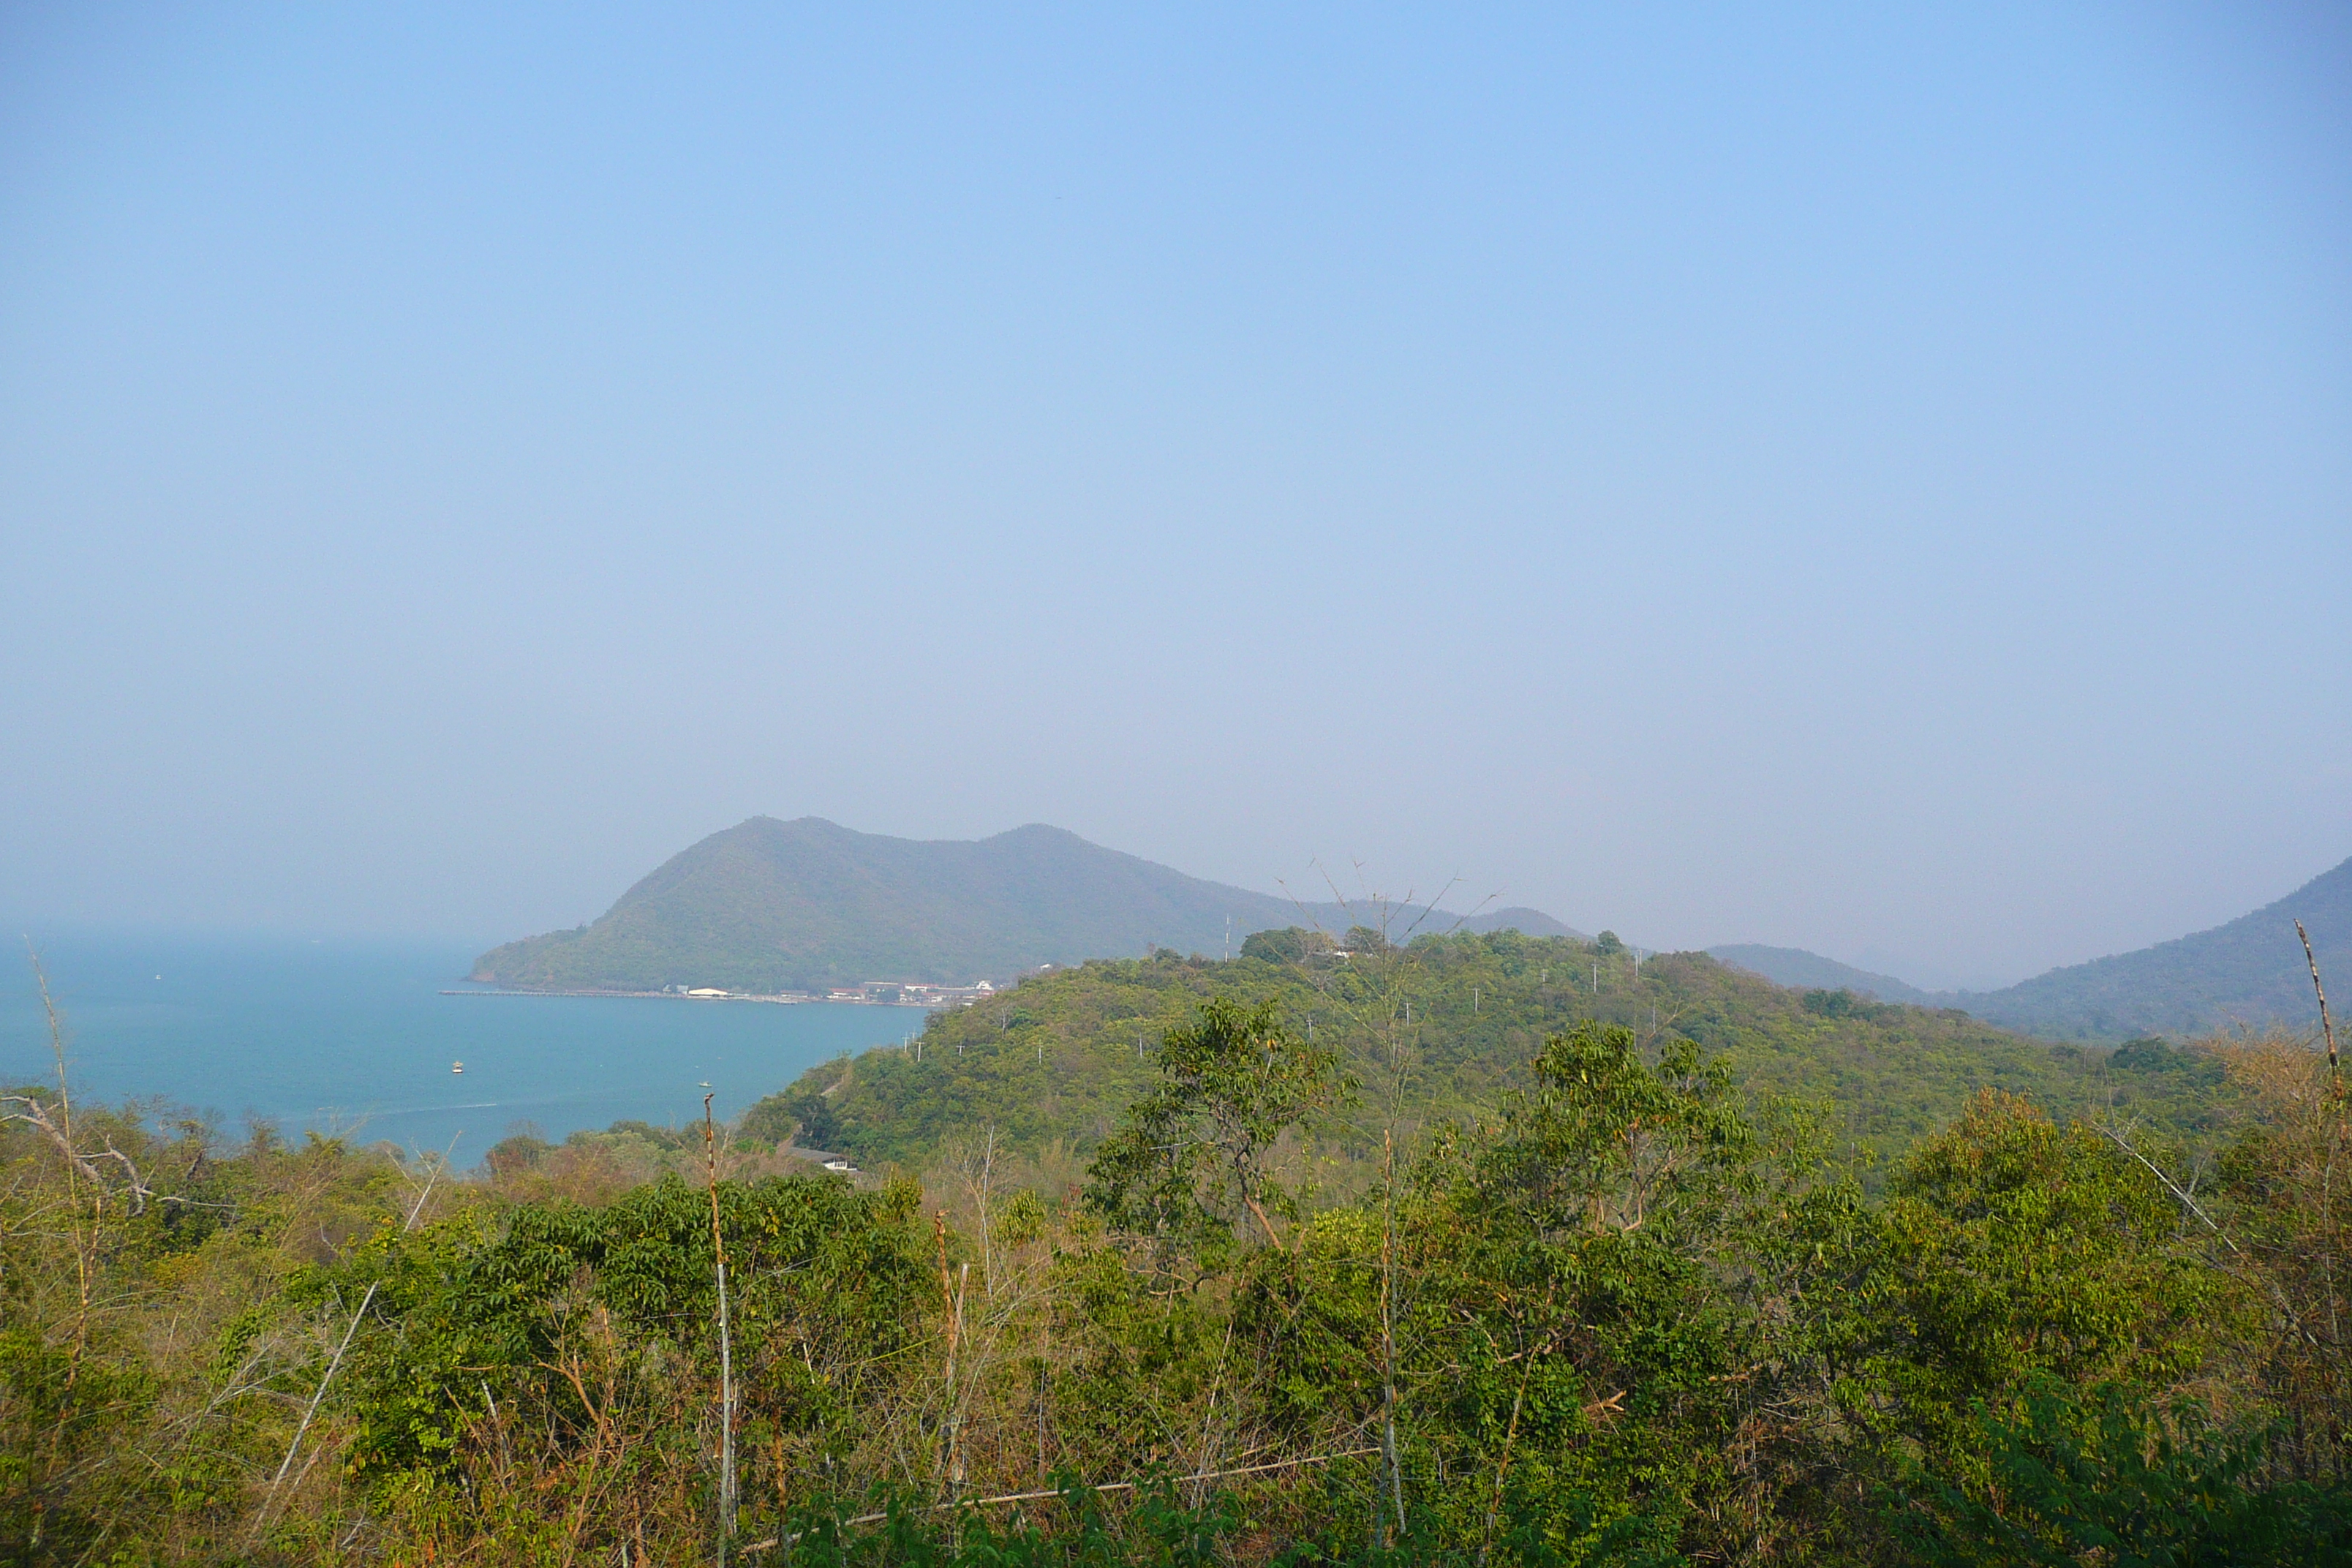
[749,930,2231,1178]
[4,930,2345,1564]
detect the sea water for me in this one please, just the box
[0,933,919,1162]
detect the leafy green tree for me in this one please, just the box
[1481,1022,1756,1236]
[1243,927,1311,963]
[1803,987,1861,1018]
[1086,998,1348,1273]
[1861,1091,2224,1454]
[742,1079,845,1147]
[1247,1024,1839,1560]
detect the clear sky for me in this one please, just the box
[3,4,2347,989]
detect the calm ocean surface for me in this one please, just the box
[1,934,921,1161]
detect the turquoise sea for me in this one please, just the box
[0,934,921,1162]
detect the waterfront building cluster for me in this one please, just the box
[655,979,998,1009]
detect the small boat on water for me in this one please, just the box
[451,1061,464,1074]
[698,1079,712,1088]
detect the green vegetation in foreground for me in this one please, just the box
[4,1000,2345,1564]
[750,928,2234,1175]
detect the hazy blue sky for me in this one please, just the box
[4,4,2348,989]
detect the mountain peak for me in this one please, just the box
[473,819,1578,992]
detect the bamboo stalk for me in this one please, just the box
[704,1095,739,1564]
[935,1211,962,1497]
[1379,1126,1405,1541]
[29,948,94,1427]
[2299,921,2339,1077]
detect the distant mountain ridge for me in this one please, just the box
[1714,853,2352,1041]
[472,817,1583,993]
[1959,855,2351,1040]
[1707,946,1942,1007]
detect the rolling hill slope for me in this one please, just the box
[472,817,1580,992]
[1959,854,2351,1040]
[1713,854,2351,1041]
[750,931,2219,1176]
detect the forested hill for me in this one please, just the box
[1713,853,2352,1042]
[754,927,2214,1175]
[472,816,1579,993]
[1959,853,2352,1041]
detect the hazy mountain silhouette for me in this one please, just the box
[1707,946,1942,1006]
[472,816,1580,992]
[1715,854,2351,1041]
[1958,854,2351,1040]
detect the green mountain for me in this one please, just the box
[1708,943,1940,1005]
[1459,904,1582,938]
[1961,853,2351,1041]
[471,816,1578,992]
[753,929,2218,1175]
[1714,854,2351,1042]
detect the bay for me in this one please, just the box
[0,933,921,1162]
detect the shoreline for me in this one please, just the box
[440,987,945,1009]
